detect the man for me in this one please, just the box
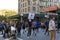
[35,21,40,32]
[58,21,60,30]
[27,20,32,38]
[16,20,22,37]
[45,20,49,35]
[3,21,9,38]
[32,20,36,36]
[49,17,56,40]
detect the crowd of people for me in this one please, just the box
[0,17,59,40]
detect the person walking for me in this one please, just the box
[27,20,32,38]
[49,17,56,40]
[58,21,60,30]
[3,22,7,38]
[35,21,40,32]
[45,20,49,35]
[3,21,10,38]
[32,20,36,36]
[16,20,22,37]
[22,21,28,34]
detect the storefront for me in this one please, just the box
[43,5,58,18]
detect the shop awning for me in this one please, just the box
[43,6,58,12]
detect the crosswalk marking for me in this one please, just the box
[17,38,23,40]
[4,38,9,40]
[0,35,3,37]
[0,34,23,40]
[4,38,23,40]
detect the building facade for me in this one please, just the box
[18,0,59,14]
[40,0,58,8]
[18,0,41,14]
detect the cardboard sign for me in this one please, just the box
[28,12,35,19]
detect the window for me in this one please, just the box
[40,6,43,9]
[49,0,53,2]
[28,7,30,12]
[23,3,24,7]
[25,8,27,12]
[28,0,30,5]
[33,0,36,2]
[21,9,22,12]
[40,0,45,1]
[25,3,27,7]
[21,4,22,7]
[37,8,39,12]
[33,7,36,12]
[23,0,24,2]
[23,9,24,12]
[21,0,22,2]
[18,9,20,12]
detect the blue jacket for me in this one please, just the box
[36,21,40,28]
[45,20,49,28]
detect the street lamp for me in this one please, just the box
[20,13,23,22]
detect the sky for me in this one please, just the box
[0,0,18,12]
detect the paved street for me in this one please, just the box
[0,29,60,40]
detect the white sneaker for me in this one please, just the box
[27,36,30,38]
[27,36,31,38]
[5,38,9,40]
[17,38,23,40]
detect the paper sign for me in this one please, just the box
[28,12,35,19]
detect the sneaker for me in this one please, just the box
[27,36,30,38]
[27,36,31,38]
